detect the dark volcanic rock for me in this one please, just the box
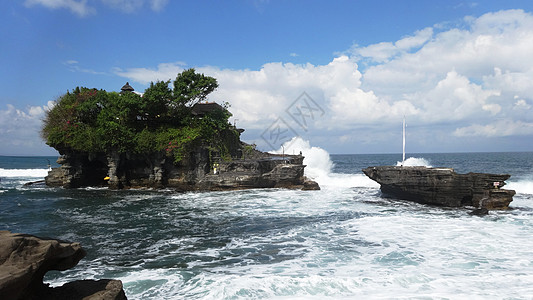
[47,279,126,300]
[469,208,489,216]
[362,166,515,210]
[45,147,319,191]
[302,177,321,190]
[0,231,126,300]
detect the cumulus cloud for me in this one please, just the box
[360,10,533,99]
[0,102,56,155]
[112,9,533,151]
[514,98,531,110]
[454,120,533,137]
[418,70,500,121]
[352,9,533,141]
[353,27,433,63]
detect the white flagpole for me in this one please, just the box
[402,116,406,166]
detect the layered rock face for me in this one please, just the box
[0,231,126,300]
[362,166,515,209]
[45,147,319,191]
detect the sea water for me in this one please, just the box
[1,146,533,299]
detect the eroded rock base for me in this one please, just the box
[362,166,515,209]
[0,231,126,300]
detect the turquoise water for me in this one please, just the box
[1,152,533,299]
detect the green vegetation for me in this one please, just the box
[41,69,236,163]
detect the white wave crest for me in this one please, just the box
[0,168,49,178]
[317,173,379,188]
[396,157,432,167]
[271,137,378,188]
[506,180,533,195]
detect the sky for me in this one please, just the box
[2,0,533,155]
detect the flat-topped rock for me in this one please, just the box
[362,166,515,209]
[45,149,319,191]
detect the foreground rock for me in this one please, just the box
[0,231,126,300]
[45,146,319,191]
[362,166,515,209]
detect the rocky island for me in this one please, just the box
[362,166,515,209]
[41,69,319,191]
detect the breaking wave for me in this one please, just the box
[271,137,379,188]
[396,157,432,167]
[507,179,533,195]
[0,168,49,178]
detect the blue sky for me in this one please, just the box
[2,1,533,155]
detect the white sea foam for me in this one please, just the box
[0,168,49,178]
[271,137,378,189]
[318,173,379,188]
[33,151,533,299]
[396,157,432,167]
[507,180,533,195]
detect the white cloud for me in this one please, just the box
[0,102,56,155]
[483,68,533,97]
[454,120,533,137]
[25,0,170,16]
[101,0,171,12]
[64,60,106,75]
[360,10,533,100]
[112,9,533,152]
[418,70,500,121]
[395,27,434,50]
[150,0,168,12]
[113,62,186,84]
[100,0,143,13]
[202,56,414,129]
[353,27,433,63]
[351,9,533,142]
[24,0,95,17]
[514,99,531,110]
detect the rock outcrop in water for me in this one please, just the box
[0,231,126,300]
[41,73,319,191]
[362,166,515,209]
[45,145,319,191]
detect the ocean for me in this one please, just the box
[1,146,533,299]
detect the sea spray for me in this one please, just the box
[0,168,49,178]
[4,154,533,299]
[271,137,378,188]
[396,157,432,167]
[507,178,533,195]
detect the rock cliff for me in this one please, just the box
[0,231,126,300]
[362,166,515,209]
[45,144,319,191]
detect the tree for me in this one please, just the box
[173,68,219,107]
[41,70,234,163]
[141,80,172,126]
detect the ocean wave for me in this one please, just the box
[271,137,379,189]
[0,168,49,178]
[507,180,533,195]
[314,173,379,188]
[396,157,432,167]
